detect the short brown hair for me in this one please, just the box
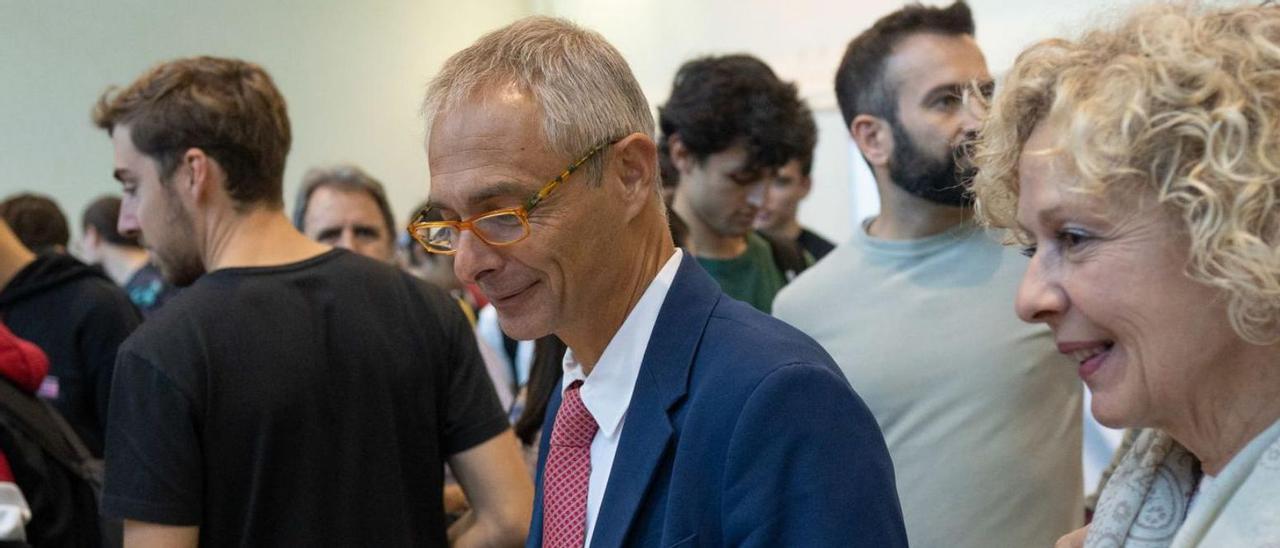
[92,56,292,208]
[0,193,69,253]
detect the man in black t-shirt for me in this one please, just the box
[91,56,531,547]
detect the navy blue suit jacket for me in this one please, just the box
[527,255,907,547]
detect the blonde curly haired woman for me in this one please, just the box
[972,3,1280,546]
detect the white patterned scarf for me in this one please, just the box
[1086,419,1280,547]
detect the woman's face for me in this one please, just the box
[1013,123,1247,429]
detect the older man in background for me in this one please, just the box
[293,165,398,263]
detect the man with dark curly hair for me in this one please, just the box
[660,54,815,313]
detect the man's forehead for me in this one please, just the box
[110,125,150,181]
[308,186,379,214]
[426,91,558,211]
[885,33,989,95]
[428,86,544,154]
[427,177,536,214]
[110,125,134,161]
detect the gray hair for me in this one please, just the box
[422,16,655,184]
[292,164,397,237]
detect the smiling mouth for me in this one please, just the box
[487,281,537,304]
[1059,341,1114,380]
[1067,343,1113,363]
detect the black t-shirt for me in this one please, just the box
[102,250,509,546]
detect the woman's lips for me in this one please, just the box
[1057,341,1114,380]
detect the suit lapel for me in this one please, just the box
[588,254,721,547]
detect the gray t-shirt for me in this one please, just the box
[774,219,1083,548]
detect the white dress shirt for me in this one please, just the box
[560,249,681,547]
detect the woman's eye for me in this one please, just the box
[1019,244,1037,258]
[1057,229,1093,250]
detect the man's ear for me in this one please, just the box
[180,148,220,206]
[667,134,697,177]
[611,133,660,221]
[798,173,814,198]
[851,114,893,170]
[84,225,99,244]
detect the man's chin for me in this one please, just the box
[716,222,754,239]
[495,314,553,342]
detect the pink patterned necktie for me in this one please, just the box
[542,380,598,548]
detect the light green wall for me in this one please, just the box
[0,0,530,242]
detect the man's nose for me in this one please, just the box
[746,181,769,208]
[118,204,140,239]
[336,228,357,251]
[452,230,501,286]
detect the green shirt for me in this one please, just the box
[695,232,786,313]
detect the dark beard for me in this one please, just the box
[154,249,204,287]
[152,189,206,287]
[886,119,975,207]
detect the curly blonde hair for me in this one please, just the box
[972,2,1280,343]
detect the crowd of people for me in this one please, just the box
[0,1,1277,546]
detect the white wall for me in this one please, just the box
[0,0,529,239]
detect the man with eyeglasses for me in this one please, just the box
[417,17,906,547]
[92,56,531,547]
[774,3,1084,546]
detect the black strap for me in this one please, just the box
[0,378,102,494]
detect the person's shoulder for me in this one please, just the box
[35,262,142,327]
[683,302,867,436]
[698,297,841,384]
[798,227,836,258]
[334,254,468,331]
[773,242,863,319]
[71,271,136,311]
[320,251,450,298]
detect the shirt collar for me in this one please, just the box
[562,249,682,438]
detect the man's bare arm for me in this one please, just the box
[447,430,533,547]
[124,520,197,548]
